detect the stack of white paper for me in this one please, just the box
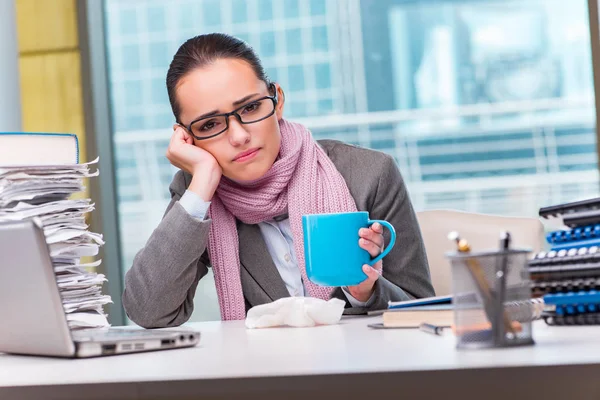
[0,158,112,329]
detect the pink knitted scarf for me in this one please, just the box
[207,118,357,320]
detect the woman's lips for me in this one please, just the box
[233,148,260,162]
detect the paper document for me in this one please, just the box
[0,156,112,330]
[65,310,110,330]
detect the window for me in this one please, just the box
[287,65,305,91]
[147,6,166,32]
[312,25,329,52]
[123,80,143,107]
[314,63,331,89]
[258,0,273,21]
[285,28,303,54]
[232,0,248,23]
[121,45,140,71]
[284,0,300,19]
[148,42,170,69]
[260,31,276,57]
[202,0,222,27]
[103,0,598,322]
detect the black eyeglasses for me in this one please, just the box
[178,84,278,140]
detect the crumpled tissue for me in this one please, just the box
[245,297,346,329]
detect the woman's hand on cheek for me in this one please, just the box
[347,223,384,302]
[167,127,223,201]
[166,127,217,173]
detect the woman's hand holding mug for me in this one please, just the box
[347,223,385,302]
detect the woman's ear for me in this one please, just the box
[274,83,285,120]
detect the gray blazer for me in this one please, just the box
[123,140,434,328]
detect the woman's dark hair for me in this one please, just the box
[166,33,271,121]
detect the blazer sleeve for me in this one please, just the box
[335,153,435,313]
[122,171,212,328]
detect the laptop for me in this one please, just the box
[0,218,200,358]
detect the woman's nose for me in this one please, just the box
[227,117,251,146]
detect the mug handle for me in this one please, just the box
[367,219,396,266]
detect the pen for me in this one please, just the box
[419,323,444,336]
[495,231,511,343]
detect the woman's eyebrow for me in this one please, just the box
[194,110,219,120]
[232,93,260,106]
[192,93,262,121]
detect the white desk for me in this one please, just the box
[2,316,600,400]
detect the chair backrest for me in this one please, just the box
[416,209,545,297]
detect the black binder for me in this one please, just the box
[539,197,600,219]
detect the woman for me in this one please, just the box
[123,33,434,327]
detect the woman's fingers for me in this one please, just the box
[359,237,381,258]
[359,222,385,258]
[371,222,383,234]
[173,126,193,145]
[362,264,381,280]
[359,225,384,250]
[182,129,194,145]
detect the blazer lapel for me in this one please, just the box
[237,222,290,301]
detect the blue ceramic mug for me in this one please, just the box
[302,211,396,287]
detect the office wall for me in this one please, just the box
[15,0,87,165]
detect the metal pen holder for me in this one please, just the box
[445,249,535,349]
